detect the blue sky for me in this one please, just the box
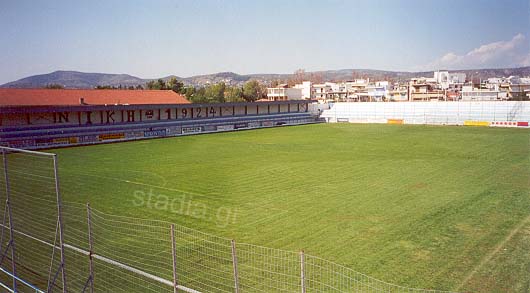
[0,0,529,84]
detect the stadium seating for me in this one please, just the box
[1,111,316,149]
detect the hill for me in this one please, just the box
[1,70,147,89]
[2,67,529,89]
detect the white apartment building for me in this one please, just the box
[312,83,333,101]
[344,79,369,91]
[461,86,508,101]
[266,85,302,101]
[487,77,508,84]
[449,73,466,84]
[485,76,530,100]
[366,83,388,102]
[293,81,312,99]
[328,82,349,100]
[293,79,375,101]
[434,70,450,85]
[434,70,466,89]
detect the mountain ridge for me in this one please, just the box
[2,67,529,89]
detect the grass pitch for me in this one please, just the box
[52,123,530,292]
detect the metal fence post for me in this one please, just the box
[2,149,17,292]
[300,250,306,293]
[0,202,7,253]
[86,203,95,293]
[170,224,178,293]
[52,154,68,293]
[230,239,239,293]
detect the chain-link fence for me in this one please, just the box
[0,146,68,292]
[0,146,457,293]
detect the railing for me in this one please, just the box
[0,146,458,292]
[0,267,46,293]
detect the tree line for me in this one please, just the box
[43,78,267,103]
[45,83,145,90]
[42,69,320,104]
[146,77,267,103]
[95,85,144,90]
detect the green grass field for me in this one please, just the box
[51,123,530,292]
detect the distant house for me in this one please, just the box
[460,86,507,101]
[293,81,312,100]
[266,84,302,101]
[388,88,408,102]
[408,79,445,101]
[505,83,530,100]
[311,83,333,101]
[434,70,466,89]
[486,76,530,100]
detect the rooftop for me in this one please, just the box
[0,88,190,106]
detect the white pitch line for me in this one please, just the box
[70,171,208,198]
[454,214,530,291]
[237,209,289,228]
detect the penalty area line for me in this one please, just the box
[454,214,530,291]
[70,171,209,198]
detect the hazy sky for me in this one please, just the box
[1,0,529,84]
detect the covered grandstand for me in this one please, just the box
[0,89,315,149]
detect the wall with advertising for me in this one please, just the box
[322,101,530,128]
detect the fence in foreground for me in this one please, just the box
[0,146,456,292]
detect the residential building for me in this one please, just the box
[327,82,348,101]
[344,79,369,92]
[266,84,302,101]
[311,83,333,101]
[408,78,445,101]
[434,70,466,89]
[388,84,408,101]
[506,83,530,100]
[342,79,370,101]
[293,81,312,99]
[433,70,450,87]
[461,85,508,101]
[488,76,530,100]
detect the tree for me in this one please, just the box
[146,79,167,90]
[225,86,245,102]
[351,70,362,81]
[157,79,166,90]
[167,77,184,93]
[288,69,306,86]
[45,83,64,89]
[205,82,226,103]
[243,80,265,102]
[182,86,195,98]
[190,87,208,103]
[309,72,323,84]
[270,79,282,87]
[146,80,157,90]
[181,86,208,103]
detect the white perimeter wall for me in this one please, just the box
[321,101,530,125]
